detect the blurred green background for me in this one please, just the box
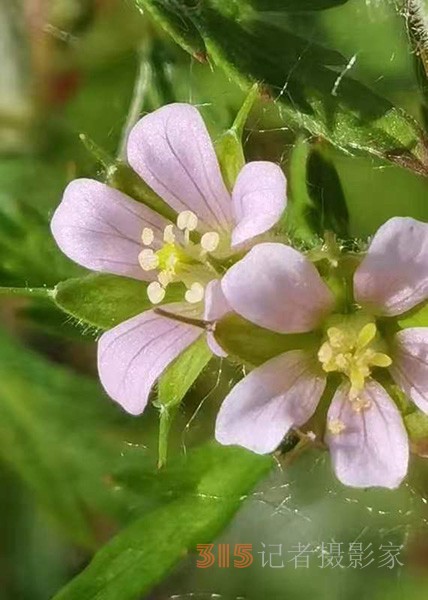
[1,0,428,598]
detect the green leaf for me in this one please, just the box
[305,145,349,238]
[52,274,184,330]
[157,337,212,408]
[215,83,259,189]
[156,337,212,466]
[138,0,428,173]
[52,443,273,600]
[0,199,79,288]
[242,0,350,9]
[215,314,320,366]
[0,328,149,547]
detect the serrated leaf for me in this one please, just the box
[53,274,184,330]
[215,314,320,366]
[52,443,273,600]
[138,0,428,173]
[156,337,212,466]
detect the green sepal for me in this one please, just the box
[215,83,259,190]
[106,162,178,223]
[396,301,428,329]
[215,314,320,366]
[53,273,184,331]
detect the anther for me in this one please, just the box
[141,228,154,246]
[147,281,166,304]
[185,282,205,304]
[177,210,198,232]
[139,249,159,271]
[201,231,220,253]
[163,224,176,243]
[158,270,173,287]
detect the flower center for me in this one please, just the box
[138,210,221,305]
[318,314,392,405]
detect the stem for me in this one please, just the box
[117,48,151,160]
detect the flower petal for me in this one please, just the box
[390,328,428,414]
[215,350,326,454]
[203,279,231,322]
[204,279,230,357]
[51,178,167,280]
[325,380,409,489]
[206,332,227,358]
[231,161,286,246]
[354,217,428,316]
[98,310,203,415]
[221,243,335,333]
[127,103,232,232]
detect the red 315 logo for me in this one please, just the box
[196,544,253,568]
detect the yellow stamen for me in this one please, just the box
[318,316,392,398]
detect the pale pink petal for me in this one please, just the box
[326,380,409,489]
[98,310,203,415]
[127,104,232,232]
[231,161,286,247]
[203,279,231,322]
[354,217,428,316]
[221,243,335,334]
[215,350,326,454]
[51,178,167,280]
[203,279,230,357]
[390,328,428,414]
[206,332,227,358]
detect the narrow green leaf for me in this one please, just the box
[53,443,273,600]
[156,337,212,466]
[157,337,212,409]
[53,274,184,330]
[215,314,320,366]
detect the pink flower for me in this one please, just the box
[50,103,287,415]
[216,217,428,489]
